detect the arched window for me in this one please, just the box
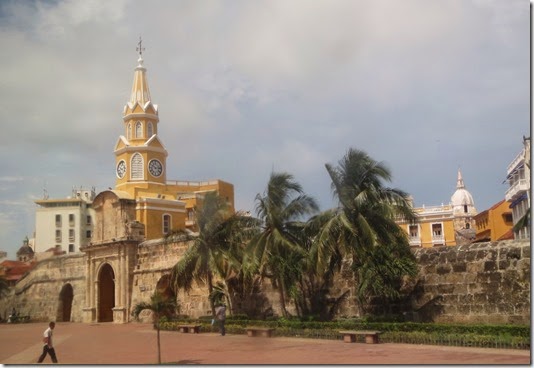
[163,214,171,235]
[131,153,144,180]
[135,121,143,138]
[127,123,132,140]
[147,122,153,137]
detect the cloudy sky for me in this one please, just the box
[0,0,529,258]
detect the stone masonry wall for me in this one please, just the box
[0,253,86,322]
[0,239,529,324]
[407,239,530,324]
[130,239,213,318]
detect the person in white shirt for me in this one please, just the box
[37,321,58,363]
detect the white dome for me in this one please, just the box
[450,169,475,207]
[451,188,475,206]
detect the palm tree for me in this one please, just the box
[316,148,418,313]
[290,214,348,320]
[168,192,229,316]
[0,276,9,300]
[209,213,265,317]
[169,192,260,317]
[249,172,318,317]
[132,292,177,364]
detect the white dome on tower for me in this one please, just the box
[451,169,476,213]
[451,188,475,207]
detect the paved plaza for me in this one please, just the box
[0,322,530,365]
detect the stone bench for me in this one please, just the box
[9,315,30,323]
[339,330,382,344]
[246,327,275,338]
[177,324,201,333]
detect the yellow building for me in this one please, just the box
[474,200,513,242]
[397,170,477,247]
[108,45,234,241]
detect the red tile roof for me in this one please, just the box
[497,229,514,241]
[0,260,36,282]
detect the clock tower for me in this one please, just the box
[114,39,168,197]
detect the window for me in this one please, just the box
[503,214,513,223]
[465,223,470,229]
[135,121,143,138]
[86,230,92,238]
[147,122,153,137]
[409,225,418,238]
[163,214,171,235]
[55,230,62,243]
[464,205,468,213]
[188,209,195,221]
[69,229,75,242]
[55,214,61,227]
[432,224,442,236]
[86,215,92,225]
[131,153,144,180]
[69,244,74,253]
[69,214,75,226]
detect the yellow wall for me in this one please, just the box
[474,200,513,241]
[400,204,457,248]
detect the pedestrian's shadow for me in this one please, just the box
[164,360,201,365]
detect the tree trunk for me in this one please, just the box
[208,272,215,316]
[156,323,161,364]
[278,277,288,317]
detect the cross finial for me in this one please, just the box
[136,36,145,57]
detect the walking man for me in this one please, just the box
[37,321,58,363]
[215,303,226,336]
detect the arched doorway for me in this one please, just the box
[98,263,115,322]
[156,274,175,300]
[57,284,73,322]
[156,274,177,318]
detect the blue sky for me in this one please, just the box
[0,0,530,258]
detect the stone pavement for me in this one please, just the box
[0,322,530,365]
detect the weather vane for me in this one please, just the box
[136,36,145,57]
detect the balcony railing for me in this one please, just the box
[167,180,219,187]
[507,149,525,174]
[432,234,444,243]
[185,220,195,227]
[505,179,529,201]
[409,236,421,246]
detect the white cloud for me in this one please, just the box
[0,0,528,258]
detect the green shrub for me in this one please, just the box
[157,317,529,349]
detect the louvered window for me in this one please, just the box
[131,153,144,180]
[148,122,153,137]
[135,121,143,138]
[163,214,171,235]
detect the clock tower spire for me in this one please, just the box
[113,38,168,195]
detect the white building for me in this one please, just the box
[505,136,530,239]
[34,187,96,254]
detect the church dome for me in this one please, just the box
[450,169,475,207]
[17,237,34,256]
[451,188,475,207]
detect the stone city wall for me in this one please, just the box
[0,239,529,324]
[1,253,86,322]
[380,239,530,324]
[130,238,212,319]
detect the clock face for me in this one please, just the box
[148,159,163,177]
[116,160,127,179]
